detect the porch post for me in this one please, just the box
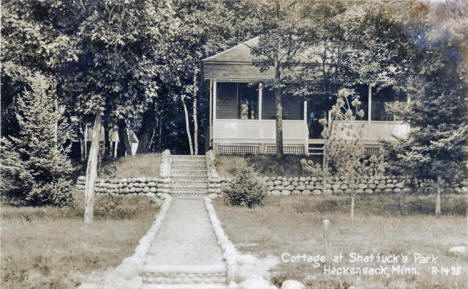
[213,79,217,153]
[258,83,263,120]
[213,79,217,121]
[303,99,307,123]
[368,85,372,122]
[304,99,308,156]
[209,79,213,141]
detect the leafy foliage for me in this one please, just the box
[321,89,367,186]
[384,12,468,188]
[223,166,267,208]
[1,74,73,206]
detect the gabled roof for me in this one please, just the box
[202,37,260,63]
[201,36,326,80]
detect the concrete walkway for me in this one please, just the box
[144,198,224,266]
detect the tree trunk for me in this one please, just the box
[104,125,110,157]
[84,113,102,224]
[54,98,58,150]
[84,124,88,161]
[274,66,283,157]
[137,102,157,153]
[193,74,199,155]
[182,96,194,155]
[435,176,442,218]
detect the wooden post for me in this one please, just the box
[84,113,102,224]
[435,176,442,218]
[213,80,217,121]
[323,219,330,257]
[304,99,308,156]
[258,83,263,120]
[368,85,372,122]
[209,79,213,142]
[465,215,468,253]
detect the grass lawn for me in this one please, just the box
[216,155,309,178]
[1,201,158,289]
[99,153,161,178]
[214,195,468,289]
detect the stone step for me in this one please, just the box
[172,163,207,168]
[171,155,206,159]
[172,162,206,167]
[172,158,206,163]
[171,194,207,199]
[171,185,208,190]
[172,167,208,172]
[171,173,208,178]
[171,179,208,184]
[141,284,227,289]
[141,265,226,286]
[171,171,208,176]
[171,180,208,185]
[171,188,207,193]
[171,175,208,179]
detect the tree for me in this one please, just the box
[384,0,468,217]
[1,0,76,139]
[320,88,368,222]
[63,0,177,221]
[159,0,256,155]
[1,74,73,206]
[248,0,312,157]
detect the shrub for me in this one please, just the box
[1,75,73,206]
[70,188,159,219]
[223,166,267,208]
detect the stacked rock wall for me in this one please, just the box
[206,150,223,195]
[219,175,466,196]
[76,176,170,197]
[76,149,173,197]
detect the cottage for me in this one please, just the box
[202,37,410,156]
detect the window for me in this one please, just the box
[354,85,369,121]
[262,88,303,120]
[238,83,258,119]
[216,82,258,119]
[372,86,407,121]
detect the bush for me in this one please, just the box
[70,188,159,219]
[0,75,73,206]
[223,166,267,208]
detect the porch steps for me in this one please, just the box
[308,143,324,156]
[141,265,227,288]
[170,155,208,198]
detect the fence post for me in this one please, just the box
[323,219,330,257]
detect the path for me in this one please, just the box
[145,199,223,265]
[140,155,227,289]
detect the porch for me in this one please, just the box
[213,119,308,155]
[202,37,410,156]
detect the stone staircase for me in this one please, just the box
[170,155,209,198]
[141,264,227,289]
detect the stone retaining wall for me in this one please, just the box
[76,149,172,197]
[206,150,223,195]
[76,176,170,196]
[218,175,467,196]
